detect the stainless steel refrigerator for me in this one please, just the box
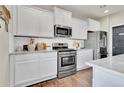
[84,31,107,60]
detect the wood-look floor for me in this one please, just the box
[30,68,92,87]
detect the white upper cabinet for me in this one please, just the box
[16,6,54,37]
[87,18,100,31]
[72,18,87,39]
[99,16,109,32]
[17,6,39,36]
[54,7,72,26]
[38,11,54,37]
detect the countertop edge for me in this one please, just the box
[86,62,124,78]
[9,50,58,55]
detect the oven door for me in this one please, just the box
[58,54,76,71]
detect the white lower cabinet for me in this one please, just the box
[39,53,57,81]
[15,60,40,86]
[77,49,93,71]
[10,52,57,87]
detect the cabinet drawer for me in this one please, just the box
[15,53,38,61]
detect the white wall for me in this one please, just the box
[0,18,9,87]
[0,5,12,86]
[0,6,13,87]
[99,10,124,56]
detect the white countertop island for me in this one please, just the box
[87,54,124,87]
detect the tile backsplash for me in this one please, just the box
[14,37,84,51]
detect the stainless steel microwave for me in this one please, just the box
[54,25,72,37]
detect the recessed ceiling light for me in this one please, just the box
[104,10,109,13]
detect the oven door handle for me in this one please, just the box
[59,54,76,57]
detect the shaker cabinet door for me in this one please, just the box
[87,18,100,31]
[72,18,87,39]
[39,52,57,79]
[15,60,40,86]
[39,11,54,37]
[39,58,57,78]
[17,6,39,36]
[77,49,93,70]
[54,7,72,26]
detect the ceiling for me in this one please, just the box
[34,5,124,20]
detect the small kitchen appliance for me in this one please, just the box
[54,24,72,37]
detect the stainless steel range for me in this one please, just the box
[52,43,77,78]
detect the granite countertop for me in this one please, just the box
[87,54,124,77]
[9,50,57,55]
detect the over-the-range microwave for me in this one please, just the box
[54,24,72,37]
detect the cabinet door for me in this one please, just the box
[77,50,93,70]
[39,58,57,79]
[72,18,87,39]
[17,6,39,36]
[88,18,100,31]
[99,16,109,32]
[39,52,57,79]
[63,11,72,26]
[54,7,64,25]
[15,60,40,86]
[54,7,72,26]
[39,11,54,37]
[72,18,81,39]
[81,21,87,39]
